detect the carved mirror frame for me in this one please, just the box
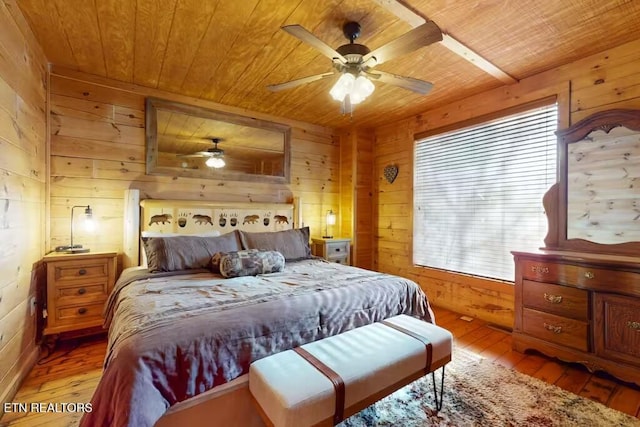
[543,109,640,255]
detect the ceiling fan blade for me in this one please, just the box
[267,72,335,92]
[368,70,433,94]
[282,25,347,63]
[363,21,442,65]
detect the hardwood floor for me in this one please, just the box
[1,306,639,426]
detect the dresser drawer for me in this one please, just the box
[52,258,110,283]
[522,280,588,320]
[55,301,106,324]
[522,308,589,352]
[521,259,639,291]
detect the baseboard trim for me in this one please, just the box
[0,345,40,405]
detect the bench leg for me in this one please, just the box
[430,366,445,412]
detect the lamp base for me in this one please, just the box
[66,247,90,254]
[55,244,90,254]
[322,235,333,239]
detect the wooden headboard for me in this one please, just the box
[122,189,301,268]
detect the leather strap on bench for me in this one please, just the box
[293,346,345,425]
[381,320,433,373]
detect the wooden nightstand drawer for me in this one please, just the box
[311,238,351,265]
[326,241,349,257]
[329,254,349,264]
[55,301,106,324]
[56,282,110,304]
[522,280,588,320]
[52,258,110,283]
[522,308,589,352]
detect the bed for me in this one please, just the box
[80,196,434,427]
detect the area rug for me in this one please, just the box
[339,347,640,426]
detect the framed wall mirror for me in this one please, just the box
[544,109,640,255]
[145,97,291,183]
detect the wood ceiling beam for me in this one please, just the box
[373,0,518,84]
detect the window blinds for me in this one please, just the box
[413,104,558,281]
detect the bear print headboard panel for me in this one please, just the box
[140,199,295,235]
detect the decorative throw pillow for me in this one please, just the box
[142,231,241,272]
[217,250,285,278]
[238,227,311,261]
[211,248,258,273]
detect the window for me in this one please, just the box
[413,104,557,281]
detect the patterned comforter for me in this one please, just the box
[80,259,434,427]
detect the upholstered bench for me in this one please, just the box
[249,314,453,427]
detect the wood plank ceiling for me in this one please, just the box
[15,0,640,129]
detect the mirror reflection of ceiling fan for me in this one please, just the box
[267,20,443,113]
[177,137,226,168]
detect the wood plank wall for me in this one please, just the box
[339,128,374,269]
[0,1,47,405]
[47,69,340,261]
[368,38,640,329]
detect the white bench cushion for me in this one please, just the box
[249,315,452,427]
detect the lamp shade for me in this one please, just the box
[326,210,336,225]
[323,209,337,239]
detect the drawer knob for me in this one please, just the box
[543,323,562,334]
[584,271,594,279]
[78,269,87,276]
[78,308,87,315]
[628,321,640,331]
[543,293,563,304]
[78,288,87,295]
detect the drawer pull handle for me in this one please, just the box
[628,321,640,331]
[78,308,87,315]
[334,248,341,252]
[531,265,549,274]
[584,271,594,279]
[543,293,563,304]
[543,323,562,334]
[78,288,86,295]
[78,269,87,276]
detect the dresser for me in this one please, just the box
[42,251,117,335]
[311,238,351,265]
[512,250,640,386]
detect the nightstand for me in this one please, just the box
[311,238,351,265]
[42,251,117,335]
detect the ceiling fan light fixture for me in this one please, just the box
[205,156,225,168]
[350,75,375,104]
[329,73,355,102]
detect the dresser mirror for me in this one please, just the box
[544,109,640,255]
[145,97,291,183]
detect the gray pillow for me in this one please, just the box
[217,250,285,278]
[239,227,311,261]
[142,231,241,272]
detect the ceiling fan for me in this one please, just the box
[177,137,226,168]
[267,20,443,113]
